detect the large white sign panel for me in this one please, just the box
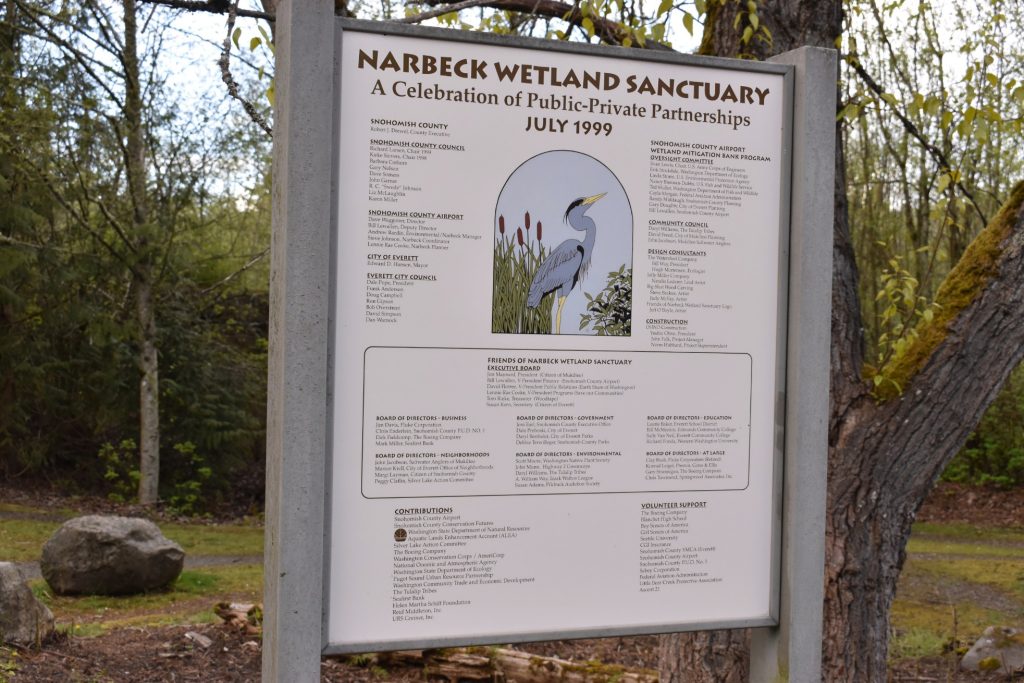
[328,26,789,651]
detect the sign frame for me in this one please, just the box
[324,18,790,653]
[264,2,834,679]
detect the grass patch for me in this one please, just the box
[32,564,262,636]
[912,522,1024,545]
[161,522,263,557]
[890,526,1024,660]
[889,627,949,660]
[0,502,71,517]
[890,599,1005,654]
[0,516,262,562]
[0,518,62,561]
[908,537,1024,558]
[913,557,1024,598]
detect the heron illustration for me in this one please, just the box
[526,192,606,334]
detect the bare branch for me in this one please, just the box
[65,146,139,255]
[27,163,142,278]
[218,1,274,137]
[398,0,490,24]
[13,0,126,112]
[200,247,271,295]
[139,0,273,21]
[845,54,989,227]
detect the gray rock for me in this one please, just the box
[0,562,54,646]
[961,626,1024,674]
[40,515,184,595]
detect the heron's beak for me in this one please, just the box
[582,192,606,205]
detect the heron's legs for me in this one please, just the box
[555,295,567,334]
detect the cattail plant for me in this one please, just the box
[492,209,552,334]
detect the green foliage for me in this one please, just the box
[0,2,271,510]
[868,183,1024,401]
[492,211,553,334]
[864,244,939,395]
[98,439,141,503]
[580,266,632,336]
[166,442,213,517]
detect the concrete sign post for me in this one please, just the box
[265,1,833,679]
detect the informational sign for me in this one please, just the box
[327,24,791,652]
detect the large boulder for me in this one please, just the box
[961,626,1024,674]
[40,515,185,595]
[0,562,54,645]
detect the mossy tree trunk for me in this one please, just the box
[658,2,1024,682]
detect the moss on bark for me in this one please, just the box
[873,181,1024,400]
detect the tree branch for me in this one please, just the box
[398,0,490,24]
[408,0,674,49]
[218,1,273,137]
[138,0,273,21]
[846,54,989,227]
[13,0,126,113]
[200,247,271,296]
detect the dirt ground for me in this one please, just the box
[6,622,1004,682]
[5,481,1024,681]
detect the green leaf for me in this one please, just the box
[683,12,694,34]
[582,16,595,37]
[880,92,898,106]
[835,103,860,120]
[741,25,753,43]
[657,0,672,17]
[749,12,758,30]
[232,27,242,50]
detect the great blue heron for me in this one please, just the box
[526,193,606,334]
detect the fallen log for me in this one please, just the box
[380,647,658,683]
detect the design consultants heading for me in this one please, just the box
[357,49,772,105]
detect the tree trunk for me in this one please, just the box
[658,630,749,683]
[122,0,160,505]
[659,3,843,679]
[135,270,160,505]
[824,189,1024,678]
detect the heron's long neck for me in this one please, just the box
[579,218,596,261]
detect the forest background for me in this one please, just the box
[3,0,1022,514]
